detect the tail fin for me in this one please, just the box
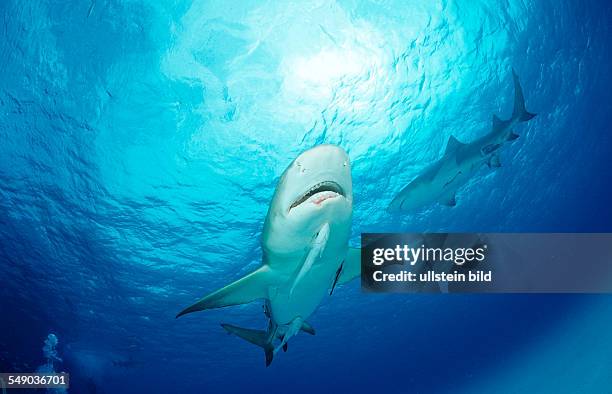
[221,324,275,367]
[512,69,536,122]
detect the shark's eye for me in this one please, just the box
[343,161,348,167]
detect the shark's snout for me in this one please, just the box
[280,144,353,214]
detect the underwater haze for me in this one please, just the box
[1,0,612,393]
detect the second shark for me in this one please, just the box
[388,70,536,213]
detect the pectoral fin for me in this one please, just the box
[176,266,277,318]
[329,263,343,295]
[337,247,361,285]
[507,131,519,141]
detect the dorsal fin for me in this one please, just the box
[444,135,464,154]
[492,114,504,132]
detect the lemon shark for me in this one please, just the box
[389,70,536,212]
[177,145,361,366]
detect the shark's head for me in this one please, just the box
[263,145,353,256]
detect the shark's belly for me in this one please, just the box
[269,253,344,325]
[432,160,476,198]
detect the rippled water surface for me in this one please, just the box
[1,1,611,393]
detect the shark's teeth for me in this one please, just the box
[289,181,344,211]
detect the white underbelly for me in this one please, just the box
[269,253,343,325]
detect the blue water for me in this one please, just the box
[1,1,611,393]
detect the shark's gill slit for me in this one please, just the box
[289,181,344,210]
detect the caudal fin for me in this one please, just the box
[511,69,536,122]
[221,324,275,367]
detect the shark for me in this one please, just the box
[388,70,536,212]
[177,144,361,366]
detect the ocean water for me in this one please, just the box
[1,1,611,393]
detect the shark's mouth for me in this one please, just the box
[289,181,345,211]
